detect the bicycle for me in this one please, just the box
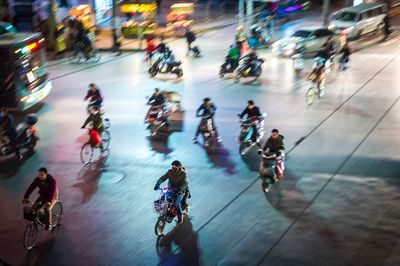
[73,47,101,64]
[22,199,63,250]
[306,81,325,105]
[80,118,111,165]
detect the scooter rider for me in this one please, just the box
[154,160,189,224]
[241,49,260,76]
[0,108,22,160]
[148,88,166,106]
[160,47,176,73]
[307,59,325,92]
[315,44,330,66]
[193,98,221,144]
[239,100,262,143]
[262,129,285,155]
[84,83,103,109]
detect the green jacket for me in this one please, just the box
[156,167,188,194]
[227,47,240,61]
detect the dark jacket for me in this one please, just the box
[156,168,188,194]
[24,174,57,203]
[240,106,262,119]
[197,102,216,117]
[84,88,102,103]
[0,113,17,138]
[148,93,165,106]
[83,112,104,132]
[263,135,285,154]
[157,42,167,54]
[185,31,196,43]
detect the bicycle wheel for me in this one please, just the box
[80,142,94,164]
[51,202,63,227]
[306,87,318,105]
[23,222,38,250]
[101,130,111,150]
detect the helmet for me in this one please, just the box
[237,25,244,31]
[171,160,182,167]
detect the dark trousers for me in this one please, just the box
[8,134,20,157]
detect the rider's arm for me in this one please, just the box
[196,105,203,116]
[156,171,169,186]
[84,90,91,100]
[24,178,39,200]
[82,114,92,128]
[240,108,248,119]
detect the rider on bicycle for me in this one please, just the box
[307,59,325,92]
[81,106,105,151]
[193,98,221,144]
[154,160,189,224]
[22,167,57,231]
[239,100,262,143]
[84,83,103,109]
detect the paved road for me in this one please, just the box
[0,19,400,266]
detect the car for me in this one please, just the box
[329,3,387,40]
[0,22,17,35]
[272,26,338,56]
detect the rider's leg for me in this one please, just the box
[44,201,55,226]
[193,124,201,141]
[251,124,258,142]
[175,193,184,216]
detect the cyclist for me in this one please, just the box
[239,100,263,143]
[22,167,57,231]
[81,106,105,151]
[154,160,189,224]
[193,98,221,144]
[84,83,103,109]
[307,59,325,93]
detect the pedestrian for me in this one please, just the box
[145,35,157,65]
[0,108,22,160]
[383,13,391,39]
[112,30,122,56]
[185,27,196,56]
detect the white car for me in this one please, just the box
[329,3,387,40]
[272,26,337,56]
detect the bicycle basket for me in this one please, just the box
[23,206,36,221]
[154,199,168,213]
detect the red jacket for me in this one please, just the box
[24,175,57,203]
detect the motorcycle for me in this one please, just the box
[197,114,218,148]
[0,114,39,157]
[148,57,183,78]
[219,57,238,78]
[237,113,266,155]
[235,57,264,83]
[145,91,181,137]
[258,150,285,193]
[145,104,168,137]
[154,186,190,236]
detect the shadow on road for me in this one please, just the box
[147,134,174,156]
[264,169,344,251]
[204,143,236,175]
[72,158,107,204]
[156,214,201,266]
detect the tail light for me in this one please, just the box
[30,126,37,134]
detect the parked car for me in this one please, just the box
[272,26,338,56]
[329,3,387,39]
